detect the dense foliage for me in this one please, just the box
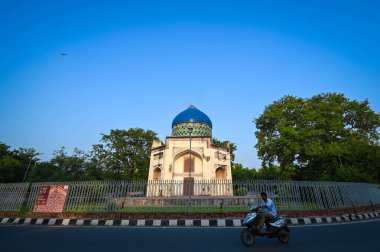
[0,128,158,182]
[92,128,158,180]
[0,143,39,183]
[255,93,380,183]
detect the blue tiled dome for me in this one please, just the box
[172,105,212,128]
[171,105,212,137]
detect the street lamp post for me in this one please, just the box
[188,126,193,209]
[22,158,33,183]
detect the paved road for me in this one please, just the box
[0,220,379,252]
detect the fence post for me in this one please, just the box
[351,200,357,215]
[369,200,375,212]
[21,183,32,213]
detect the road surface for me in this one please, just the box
[0,220,379,252]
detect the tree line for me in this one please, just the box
[1,93,379,184]
[0,128,158,183]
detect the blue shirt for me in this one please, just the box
[260,198,277,217]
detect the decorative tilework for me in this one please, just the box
[172,122,212,137]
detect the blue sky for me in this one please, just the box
[1,0,379,168]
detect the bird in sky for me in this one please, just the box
[60,53,67,56]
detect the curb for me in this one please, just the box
[289,212,380,225]
[0,212,379,227]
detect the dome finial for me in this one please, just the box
[188,105,196,109]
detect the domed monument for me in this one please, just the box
[171,105,213,137]
[147,106,233,196]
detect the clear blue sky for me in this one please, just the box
[1,0,379,168]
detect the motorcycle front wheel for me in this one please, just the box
[240,228,255,247]
[277,229,290,244]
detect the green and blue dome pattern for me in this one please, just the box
[171,106,212,137]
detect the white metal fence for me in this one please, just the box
[1,180,379,213]
[0,183,29,211]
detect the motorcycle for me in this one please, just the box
[240,205,290,246]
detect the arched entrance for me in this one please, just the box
[173,150,202,196]
[215,167,226,179]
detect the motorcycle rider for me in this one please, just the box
[256,191,277,233]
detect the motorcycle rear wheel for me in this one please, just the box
[240,228,255,247]
[277,229,290,244]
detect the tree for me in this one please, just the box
[0,142,10,158]
[49,147,91,181]
[0,156,23,183]
[232,163,257,180]
[256,165,282,180]
[0,142,40,183]
[92,128,158,180]
[27,162,64,182]
[255,95,304,173]
[255,93,380,182]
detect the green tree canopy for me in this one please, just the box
[0,142,40,183]
[92,128,158,180]
[255,93,380,182]
[231,163,257,180]
[49,147,91,181]
[27,161,64,182]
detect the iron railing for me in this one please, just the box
[0,183,29,211]
[1,180,379,213]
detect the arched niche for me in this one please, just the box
[215,167,227,179]
[153,168,161,180]
[173,150,203,178]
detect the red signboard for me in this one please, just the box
[33,185,68,213]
